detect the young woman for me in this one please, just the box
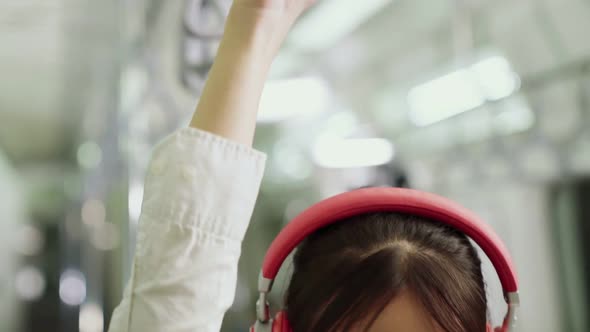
[108,1,510,331]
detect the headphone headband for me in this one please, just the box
[261,187,517,291]
[254,187,519,330]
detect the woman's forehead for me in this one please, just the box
[365,290,443,332]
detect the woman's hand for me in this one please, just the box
[189,0,315,146]
[232,0,316,16]
[224,0,316,58]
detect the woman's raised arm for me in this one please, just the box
[107,1,314,332]
[190,0,316,146]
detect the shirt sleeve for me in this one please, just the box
[107,127,267,332]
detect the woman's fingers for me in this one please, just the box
[233,0,316,17]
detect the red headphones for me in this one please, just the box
[250,187,519,332]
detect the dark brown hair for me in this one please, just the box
[284,212,487,332]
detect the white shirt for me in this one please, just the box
[108,127,267,332]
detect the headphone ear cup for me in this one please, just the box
[272,311,292,332]
[487,322,505,332]
[282,313,292,332]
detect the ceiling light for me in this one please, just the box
[472,56,521,101]
[79,303,104,332]
[59,269,86,306]
[15,266,46,301]
[289,0,393,51]
[313,137,394,168]
[493,97,535,135]
[15,224,44,256]
[407,56,520,127]
[258,76,331,123]
[81,199,106,226]
[77,142,102,169]
[408,69,485,126]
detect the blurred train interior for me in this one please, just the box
[1,0,589,331]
